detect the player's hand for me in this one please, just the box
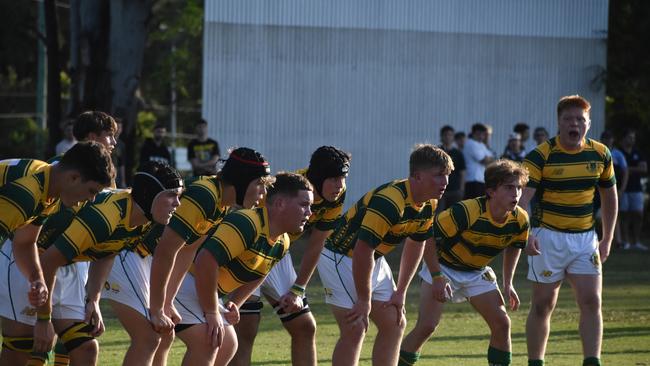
[165,302,182,325]
[503,284,520,311]
[205,312,225,348]
[29,279,48,307]
[149,308,175,334]
[382,290,406,326]
[346,300,370,332]
[279,292,304,314]
[223,301,240,325]
[524,234,541,256]
[432,276,452,303]
[84,299,105,337]
[598,238,611,264]
[33,319,56,353]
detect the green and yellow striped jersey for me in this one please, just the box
[435,196,529,271]
[289,168,346,241]
[325,179,437,257]
[0,159,58,240]
[201,207,290,297]
[523,137,615,232]
[139,176,229,253]
[52,190,150,262]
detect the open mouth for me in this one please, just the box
[569,131,579,139]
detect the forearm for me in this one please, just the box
[37,261,58,314]
[352,241,375,302]
[294,229,330,287]
[86,256,116,302]
[228,277,266,307]
[150,230,185,312]
[194,250,219,314]
[423,238,442,273]
[12,225,44,282]
[502,247,521,287]
[395,239,425,292]
[599,186,618,242]
[164,238,204,305]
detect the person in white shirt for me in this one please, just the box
[55,121,77,155]
[463,123,495,199]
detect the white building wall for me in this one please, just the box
[202,1,609,205]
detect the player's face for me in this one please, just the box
[282,190,313,233]
[60,174,105,207]
[150,189,183,225]
[320,175,346,202]
[416,166,449,200]
[89,131,117,153]
[558,107,590,150]
[488,178,523,212]
[242,178,267,209]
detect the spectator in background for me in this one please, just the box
[502,133,526,162]
[454,131,466,151]
[187,119,220,176]
[484,124,497,158]
[514,122,530,153]
[619,129,648,250]
[463,123,494,198]
[55,121,77,155]
[599,130,628,247]
[533,126,549,146]
[140,123,173,168]
[438,125,466,211]
[112,118,127,188]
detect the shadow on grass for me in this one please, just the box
[425,326,650,343]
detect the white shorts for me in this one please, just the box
[317,247,395,309]
[174,273,230,326]
[419,262,499,303]
[0,240,88,325]
[527,227,601,283]
[252,253,296,300]
[102,250,151,319]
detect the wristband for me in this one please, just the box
[36,313,51,322]
[289,284,305,297]
[430,271,444,279]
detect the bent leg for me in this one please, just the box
[176,324,218,366]
[470,290,512,365]
[109,300,166,366]
[401,281,444,354]
[280,312,317,366]
[330,305,366,366]
[229,298,262,366]
[526,281,562,360]
[566,274,602,359]
[369,299,407,366]
[54,319,98,366]
[0,317,33,365]
[213,326,238,366]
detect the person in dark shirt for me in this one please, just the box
[619,129,648,250]
[501,133,526,162]
[140,123,173,168]
[187,119,220,176]
[438,125,466,211]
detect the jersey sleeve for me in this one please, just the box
[166,183,218,244]
[510,209,530,249]
[53,204,117,262]
[598,147,616,188]
[357,188,404,248]
[433,201,470,242]
[202,211,256,267]
[523,145,547,189]
[0,183,39,236]
[314,190,346,231]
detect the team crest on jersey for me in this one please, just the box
[20,306,37,317]
[104,281,121,293]
[586,162,598,173]
[551,168,564,176]
[540,270,553,277]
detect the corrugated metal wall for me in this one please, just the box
[202,1,609,206]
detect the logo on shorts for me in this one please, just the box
[104,281,121,293]
[540,270,553,277]
[482,269,497,282]
[20,306,36,317]
[591,252,601,268]
[323,287,333,298]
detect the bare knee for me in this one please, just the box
[69,339,99,362]
[286,314,316,339]
[577,293,601,314]
[414,318,439,337]
[133,329,163,349]
[530,298,556,318]
[490,313,511,337]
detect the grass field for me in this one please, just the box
[92,246,650,366]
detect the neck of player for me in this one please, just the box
[487,198,509,224]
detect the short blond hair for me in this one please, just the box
[409,144,454,176]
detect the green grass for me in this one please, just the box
[92,247,650,365]
[3,246,650,365]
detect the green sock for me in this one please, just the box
[54,341,70,365]
[583,356,601,366]
[528,360,544,366]
[487,346,511,366]
[398,350,421,366]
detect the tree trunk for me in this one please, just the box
[44,0,62,157]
